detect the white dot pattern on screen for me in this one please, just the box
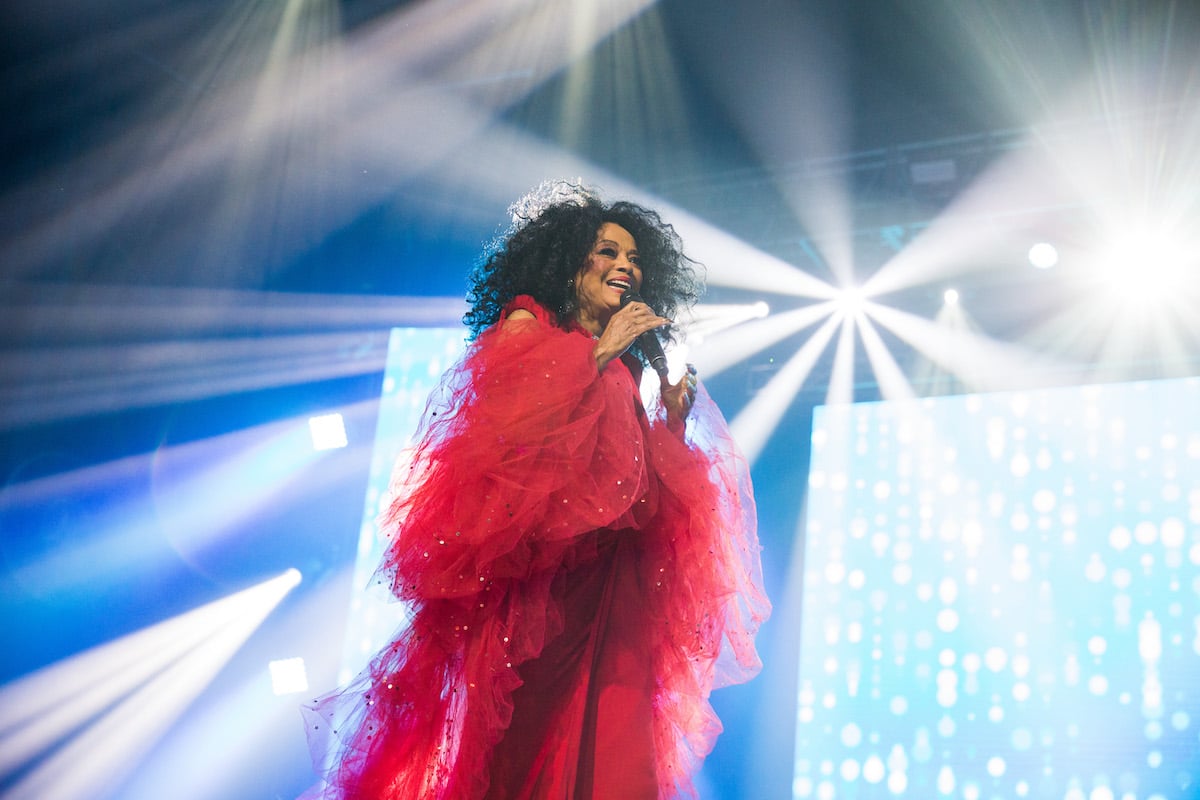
[794,378,1200,799]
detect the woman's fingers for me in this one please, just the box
[608,302,668,349]
[663,363,699,423]
[624,301,669,334]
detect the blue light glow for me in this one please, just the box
[797,377,1200,799]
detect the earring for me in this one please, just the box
[560,289,575,317]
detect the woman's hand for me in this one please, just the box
[662,363,698,429]
[592,299,670,371]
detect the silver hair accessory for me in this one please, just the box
[509,179,598,226]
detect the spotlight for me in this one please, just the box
[308,413,347,451]
[268,657,309,696]
[943,288,960,306]
[1028,242,1058,269]
[752,301,770,319]
[1099,227,1189,305]
[835,288,864,315]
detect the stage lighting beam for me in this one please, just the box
[680,302,775,342]
[694,302,838,378]
[855,311,916,401]
[729,314,842,465]
[0,569,301,800]
[864,301,1060,393]
[825,312,856,406]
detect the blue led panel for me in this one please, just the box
[797,378,1200,800]
[339,327,465,682]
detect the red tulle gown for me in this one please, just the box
[302,297,769,799]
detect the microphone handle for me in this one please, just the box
[621,293,670,379]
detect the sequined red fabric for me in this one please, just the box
[302,297,769,799]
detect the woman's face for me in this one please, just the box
[573,222,641,334]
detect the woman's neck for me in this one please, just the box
[573,310,605,337]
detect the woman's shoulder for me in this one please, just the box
[502,295,556,325]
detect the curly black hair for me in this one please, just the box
[463,185,702,361]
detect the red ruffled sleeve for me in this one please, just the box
[628,384,769,796]
[373,296,657,601]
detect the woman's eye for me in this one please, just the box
[598,247,617,257]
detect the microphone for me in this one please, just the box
[620,292,670,379]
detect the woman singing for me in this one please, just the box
[303,182,769,799]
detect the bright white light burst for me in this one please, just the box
[1028,242,1058,269]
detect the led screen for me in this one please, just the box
[797,378,1200,800]
[340,327,465,681]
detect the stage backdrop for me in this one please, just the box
[797,377,1200,800]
